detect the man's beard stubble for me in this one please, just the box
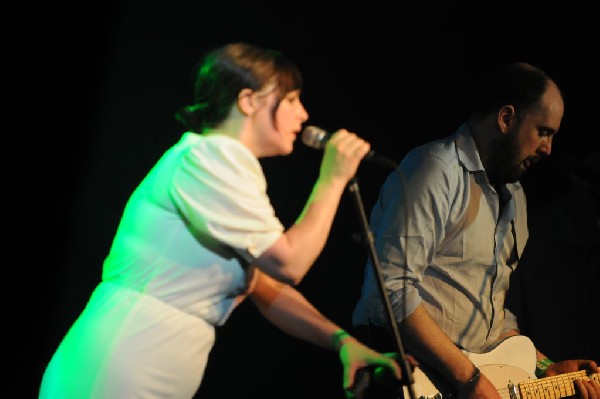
[488,130,522,185]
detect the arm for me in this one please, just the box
[404,307,600,399]
[402,305,502,399]
[532,348,599,399]
[256,129,370,285]
[538,357,599,377]
[173,130,369,287]
[502,309,599,396]
[248,269,401,393]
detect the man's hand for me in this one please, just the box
[544,359,599,399]
[574,378,600,399]
[544,359,598,377]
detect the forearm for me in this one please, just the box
[402,304,478,386]
[536,349,550,362]
[256,176,347,285]
[250,271,342,350]
[250,271,404,392]
[255,130,367,285]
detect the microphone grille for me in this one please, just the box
[301,125,328,149]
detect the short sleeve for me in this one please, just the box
[170,135,284,258]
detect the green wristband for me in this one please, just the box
[535,358,554,378]
[331,329,352,351]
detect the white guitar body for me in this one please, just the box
[404,335,599,399]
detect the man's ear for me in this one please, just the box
[237,88,254,116]
[498,105,516,133]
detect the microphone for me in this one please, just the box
[301,125,398,169]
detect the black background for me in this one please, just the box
[12,1,599,398]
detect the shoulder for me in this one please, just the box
[185,134,262,176]
[400,136,462,179]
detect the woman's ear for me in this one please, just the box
[498,105,516,133]
[237,88,254,116]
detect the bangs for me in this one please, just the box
[275,59,303,97]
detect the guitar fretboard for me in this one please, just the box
[518,370,600,399]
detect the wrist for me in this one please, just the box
[316,173,348,192]
[455,366,481,393]
[331,329,353,351]
[535,358,554,378]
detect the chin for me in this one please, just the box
[267,144,293,157]
[280,142,294,155]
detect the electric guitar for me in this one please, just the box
[405,335,599,399]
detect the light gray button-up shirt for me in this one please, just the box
[352,123,527,353]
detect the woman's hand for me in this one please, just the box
[337,336,402,397]
[319,129,371,185]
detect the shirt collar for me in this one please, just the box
[454,123,484,173]
[454,123,523,195]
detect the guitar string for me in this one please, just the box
[493,371,599,399]
[415,371,599,399]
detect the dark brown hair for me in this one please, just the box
[471,62,561,119]
[175,42,303,132]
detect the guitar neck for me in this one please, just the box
[407,336,599,399]
[517,370,600,399]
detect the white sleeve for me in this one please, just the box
[170,137,284,258]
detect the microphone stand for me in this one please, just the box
[347,176,416,399]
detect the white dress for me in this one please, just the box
[39,133,284,398]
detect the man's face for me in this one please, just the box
[494,82,564,184]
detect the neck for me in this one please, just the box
[204,116,260,155]
[467,117,501,181]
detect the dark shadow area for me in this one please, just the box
[12,1,599,398]
[509,151,600,361]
